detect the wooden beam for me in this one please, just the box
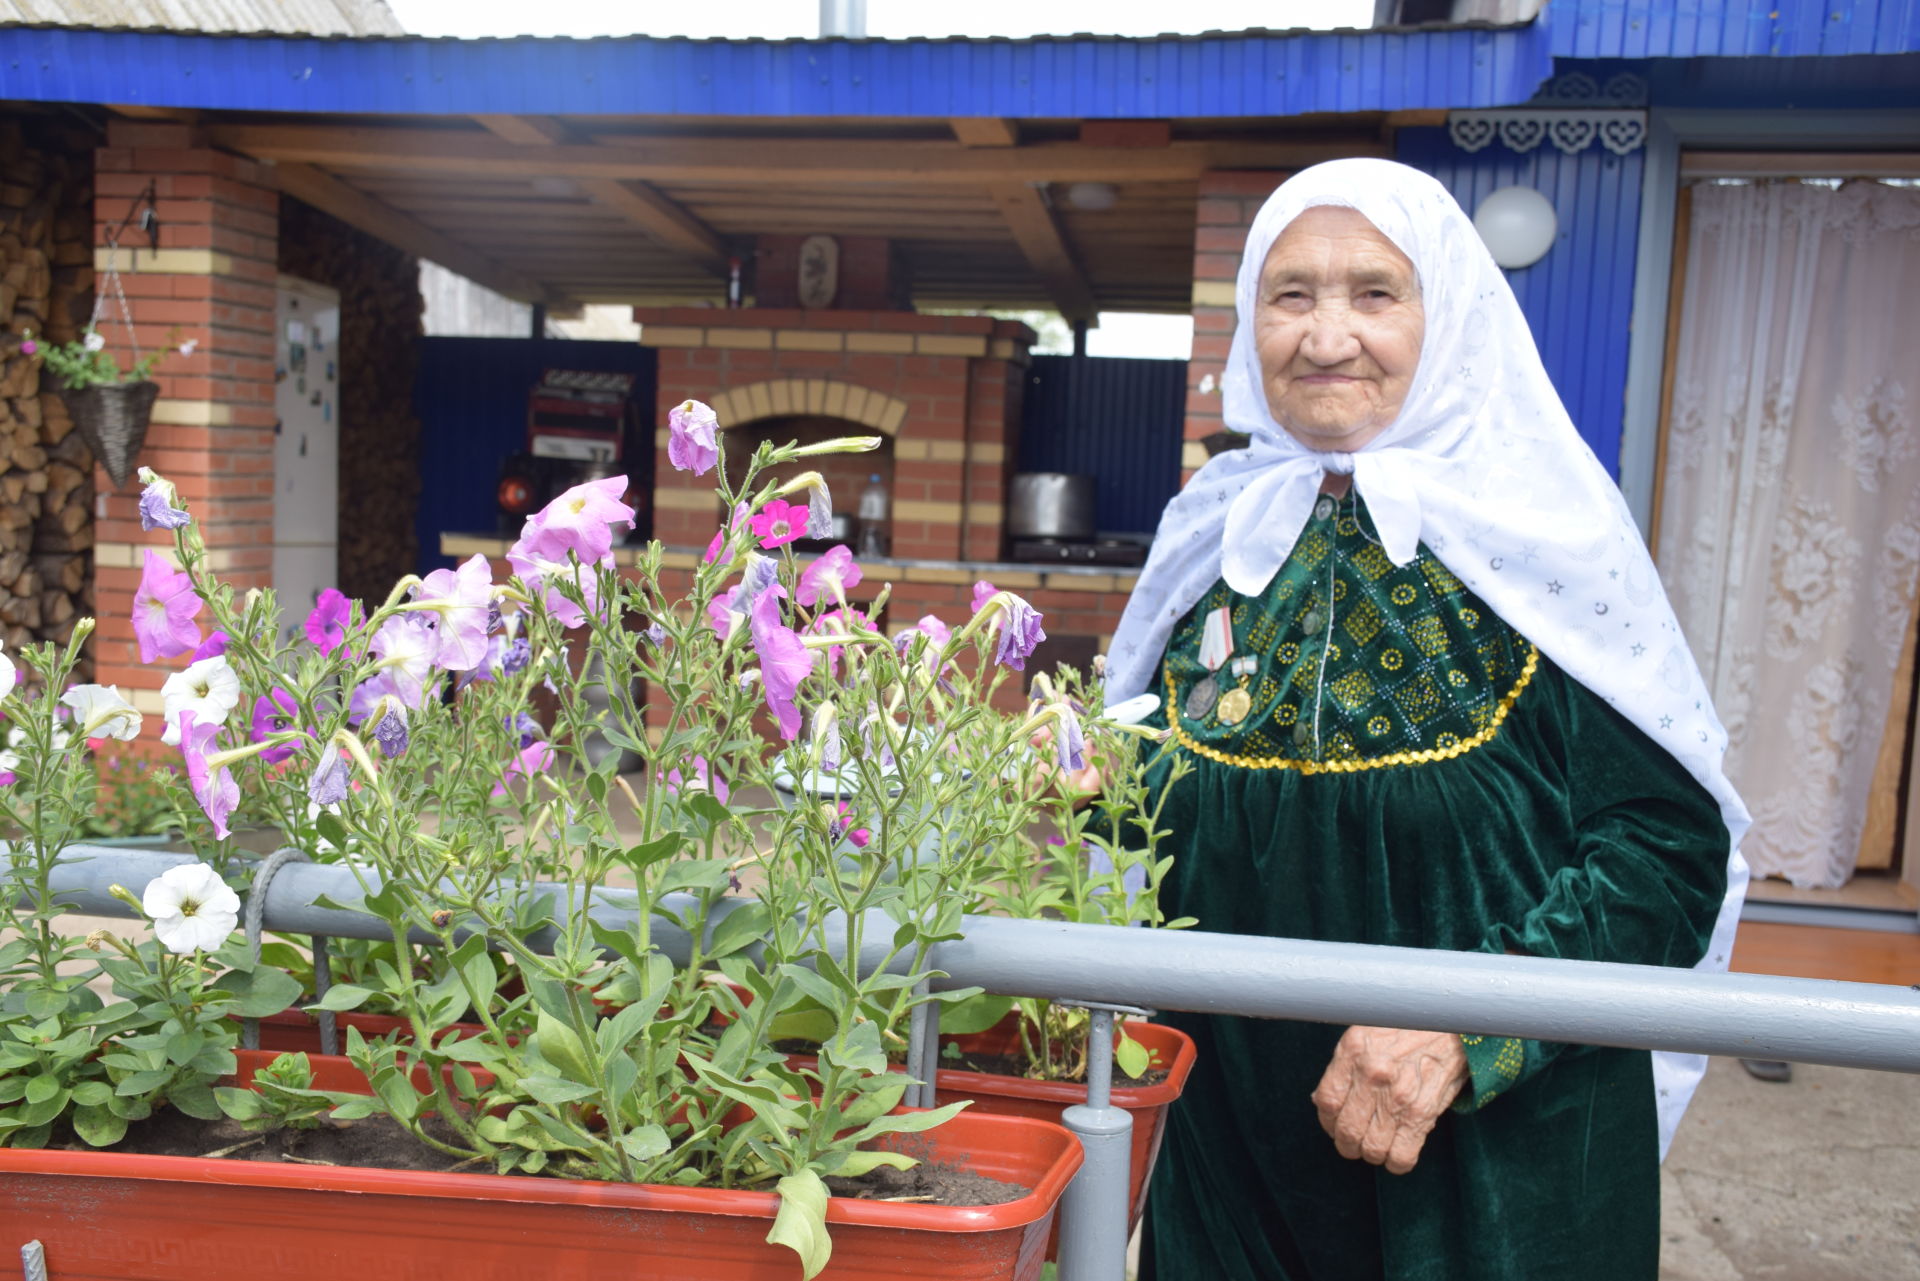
[951,118,1020,147]
[471,115,730,278]
[271,163,560,305]
[209,124,1387,185]
[109,104,199,122]
[985,182,1097,324]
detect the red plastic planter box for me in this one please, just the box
[0,1052,1083,1281]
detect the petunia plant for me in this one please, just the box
[118,402,1170,1278]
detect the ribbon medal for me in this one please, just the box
[1183,605,1235,721]
[1217,656,1257,726]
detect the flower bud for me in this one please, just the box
[430,909,454,928]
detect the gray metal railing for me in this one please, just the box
[21,845,1920,1280]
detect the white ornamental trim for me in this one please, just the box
[1448,110,1647,157]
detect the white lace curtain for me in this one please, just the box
[1656,179,1920,889]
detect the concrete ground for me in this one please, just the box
[1660,1056,1920,1280]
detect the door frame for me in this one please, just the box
[1617,109,1920,537]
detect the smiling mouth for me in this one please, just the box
[1295,374,1362,385]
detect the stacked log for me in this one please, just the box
[0,115,94,658]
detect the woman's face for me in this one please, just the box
[1253,206,1425,452]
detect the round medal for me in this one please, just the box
[1184,674,1220,720]
[1216,687,1253,726]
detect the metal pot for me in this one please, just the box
[1007,472,1096,540]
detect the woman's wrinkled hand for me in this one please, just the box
[1311,1026,1470,1175]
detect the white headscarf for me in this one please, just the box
[1107,158,1748,1156]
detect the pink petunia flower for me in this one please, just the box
[661,755,732,805]
[703,503,750,566]
[305,589,351,655]
[411,553,493,671]
[803,606,870,679]
[132,550,203,664]
[507,522,608,630]
[525,476,634,565]
[177,711,238,839]
[492,741,555,797]
[190,630,230,662]
[828,801,870,849]
[707,585,743,639]
[667,400,720,476]
[795,545,862,608]
[749,499,807,550]
[748,586,815,741]
[970,581,998,615]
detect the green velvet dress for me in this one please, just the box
[1136,493,1729,1281]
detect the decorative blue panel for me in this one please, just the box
[1396,126,1645,476]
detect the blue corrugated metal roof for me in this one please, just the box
[0,21,1555,116]
[1546,0,1920,59]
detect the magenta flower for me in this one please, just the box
[667,399,720,476]
[412,553,493,671]
[662,755,732,805]
[17,338,35,356]
[796,545,862,608]
[132,550,203,664]
[828,801,870,849]
[749,499,807,550]
[707,585,743,639]
[749,586,815,741]
[305,589,351,656]
[970,581,998,615]
[190,630,230,662]
[177,711,238,840]
[138,479,190,531]
[991,593,1047,672]
[249,689,299,765]
[492,742,555,797]
[804,606,870,678]
[704,503,750,566]
[526,475,634,565]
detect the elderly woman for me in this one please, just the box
[1103,160,1750,1280]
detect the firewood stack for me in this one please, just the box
[0,116,94,659]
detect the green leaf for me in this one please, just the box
[937,993,1014,1037]
[849,1100,969,1145]
[835,1076,908,1130]
[684,792,734,830]
[831,1150,916,1178]
[535,1010,597,1086]
[451,934,498,1017]
[584,771,608,804]
[71,1104,127,1148]
[368,1067,422,1124]
[764,1008,835,1046]
[1113,1030,1150,1081]
[707,900,771,961]
[313,984,375,1013]
[659,858,736,896]
[821,1019,886,1075]
[69,1081,111,1108]
[618,1124,670,1163]
[216,966,303,1018]
[588,920,643,967]
[621,832,685,873]
[520,1075,598,1106]
[164,1029,205,1067]
[213,1088,265,1122]
[327,1096,378,1121]
[23,1074,61,1106]
[190,1045,236,1078]
[23,987,68,1021]
[767,1168,834,1281]
[314,812,350,850]
[168,1081,222,1121]
[17,1085,69,1126]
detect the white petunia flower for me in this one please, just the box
[0,642,13,701]
[61,684,143,741]
[82,331,105,353]
[140,862,241,954]
[160,656,241,747]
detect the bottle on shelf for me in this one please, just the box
[857,472,890,558]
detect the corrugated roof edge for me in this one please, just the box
[0,19,1535,43]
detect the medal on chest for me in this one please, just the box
[1184,605,1234,720]
[1216,656,1257,726]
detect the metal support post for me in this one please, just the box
[1055,1003,1136,1281]
[902,981,941,1110]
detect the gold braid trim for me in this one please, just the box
[1164,643,1541,775]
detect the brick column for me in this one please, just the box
[88,122,278,715]
[1183,170,1287,484]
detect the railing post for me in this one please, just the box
[1055,1003,1139,1281]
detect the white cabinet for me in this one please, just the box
[272,276,340,626]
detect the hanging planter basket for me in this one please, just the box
[58,380,158,489]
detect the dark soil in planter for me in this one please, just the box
[825,1162,1027,1206]
[945,1051,1169,1089]
[79,1107,1035,1207]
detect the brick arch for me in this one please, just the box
[706,379,908,437]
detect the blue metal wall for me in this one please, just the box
[412,337,655,575]
[1547,0,1920,59]
[1396,127,1644,475]
[1019,355,1187,535]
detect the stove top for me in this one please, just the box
[1008,538,1148,568]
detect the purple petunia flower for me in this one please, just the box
[305,589,351,656]
[662,755,731,805]
[507,522,608,630]
[667,400,720,476]
[505,710,540,749]
[305,745,352,807]
[371,698,410,758]
[806,484,833,540]
[524,475,634,566]
[138,480,190,531]
[796,545,861,608]
[492,742,554,797]
[411,553,493,671]
[1053,704,1087,774]
[645,621,667,648]
[132,551,203,665]
[369,614,434,709]
[991,593,1047,672]
[177,711,239,839]
[190,630,230,663]
[748,586,815,741]
[737,554,781,615]
[249,688,300,765]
